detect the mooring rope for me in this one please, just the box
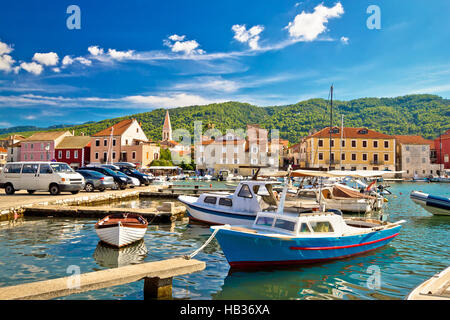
[184,227,221,260]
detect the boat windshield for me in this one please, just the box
[50,163,74,173]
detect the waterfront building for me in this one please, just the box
[434,129,450,170]
[91,119,159,168]
[20,131,73,162]
[394,135,440,178]
[0,147,7,169]
[7,142,21,162]
[55,135,92,169]
[302,127,396,172]
[0,135,26,149]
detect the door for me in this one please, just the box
[19,163,39,190]
[36,163,54,191]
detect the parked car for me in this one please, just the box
[113,162,136,168]
[118,167,154,186]
[99,164,140,188]
[78,166,132,190]
[76,169,115,192]
[0,162,85,195]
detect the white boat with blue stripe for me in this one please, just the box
[410,191,450,216]
[178,181,282,225]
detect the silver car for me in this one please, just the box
[76,169,115,192]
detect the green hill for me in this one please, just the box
[1,94,449,143]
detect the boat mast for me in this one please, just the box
[329,85,333,171]
[340,114,344,168]
[440,131,442,176]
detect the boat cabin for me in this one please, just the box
[196,181,281,214]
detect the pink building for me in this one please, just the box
[20,131,72,162]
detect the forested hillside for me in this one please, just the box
[2,94,448,143]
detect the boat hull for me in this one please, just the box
[178,196,256,225]
[213,225,402,268]
[411,191,450,216]
[95,224,147,248]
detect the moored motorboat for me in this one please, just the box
[410,191,450,216]
[178,181,281,225]
[95,213,148,247]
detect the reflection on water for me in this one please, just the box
[93,240,148,268]
[0,182,448,300]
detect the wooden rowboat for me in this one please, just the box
[95,213,148,248]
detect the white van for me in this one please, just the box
[0,162,85,195]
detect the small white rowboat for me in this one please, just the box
[95,213,148,248]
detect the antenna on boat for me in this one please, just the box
[277,166,292,214]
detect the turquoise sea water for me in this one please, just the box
[0,182,448,300]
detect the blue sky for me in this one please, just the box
[0,0,449,128]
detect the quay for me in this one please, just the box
[407,266,450,300]
[0,184,186,222]
[0,257,205,300]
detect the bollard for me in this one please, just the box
[144,277,173,300]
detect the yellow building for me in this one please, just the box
[303,127,396,171]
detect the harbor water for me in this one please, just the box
[0,182,448,300]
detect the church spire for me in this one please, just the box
[162,110,172,141]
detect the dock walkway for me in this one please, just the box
[407,266,450,300]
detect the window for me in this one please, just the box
[74,150,78,159]
[373,140,378,148]
[422,146,426,152]
[406,157,410,163]
[274,219,296,232]
[24,154,27,160]
[384,141,389,148]
[219,198,233,207]
[40,154,44,160]
[362,153,368,161]
[95,152,99,160]
[351,140,356,148]
[58,150,62,159]
[352,153,356,161]
[252,146,258,153]
[112,152,116,160]
[422,158,426,163]
[103,152,107,162]
[373,154,379,162]
[113,139,116,146]
[299,223,311,233]
[40,143,44,150]
[318,153,323,160]
[255,216,274,227]
[95,140,100,147]
[384,154,389,161]
[66,150,70,158]
[238,184,253,198]
[341,153,345,161]
[309,221,334,233]
[30,144,34,149]
[4,164,21,173]
[22,164,38,174]
[341,140,345,147]
[358,129,368,134]
[30,154,33,160]
[318,139,323,147]
[362,141,367,148]
[330,139,334,147]
[132,151,136,160]
[39,164,52,174]
[251,158,258,165]
[406,146,409,151]
[204,196,217,204]
[363,167,367,170]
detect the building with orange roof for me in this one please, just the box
[0,147,7,168]
[302,127,396,172]
[394,135,440,178]
[20,131,73,162]
[90,119,159,167]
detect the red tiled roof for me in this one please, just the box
[394,135,435,147]
[0,147,7,153]
[93,119,134,137]
[163,110,171,130]
[310,127,393,139]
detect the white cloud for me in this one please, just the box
[23,115,36,120]
[286,2,344,41]
[20,62,43,75]
[32,52,59,66]
[340,36,349,44]
[168,34,186,41]
[164,35,205,55]
[88,45,104,56]
[123,93,219,108]
[74,57,92,66]
[0,40,13,55]
[232,24,264,50]
[0,54,16,72]
[52,67,61,73]
[62,55,74,66]
[107,48,135,60]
